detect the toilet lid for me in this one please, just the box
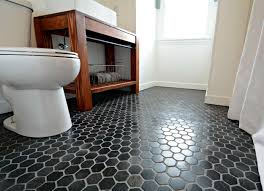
[0,47,79,58]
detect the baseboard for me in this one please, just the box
[140,81,156,91]
[0,99,11,114]
[155,81,208,90]
[205,94,230,106]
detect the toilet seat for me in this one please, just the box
[0,47,78,58]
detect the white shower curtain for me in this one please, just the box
[239,22,264,187]
[228,0,264,188]
[228,0,264,120]
[229,22,264,188]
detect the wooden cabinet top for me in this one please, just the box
[34,10,136,44]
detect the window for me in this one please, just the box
[158,0,217,40]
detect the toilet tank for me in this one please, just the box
[0,0,32,47]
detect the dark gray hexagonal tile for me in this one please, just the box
[142,180,158,191]
[129,165,142,174]
[8,168,26,178]
[112,183,129,191]
[186,184,202,191]
[154,163,166,173]
[0,179,15,190]
[152,155,164,163]
[83,185,99,191]
[197,176,212,188]
[167,167,180,177]
[176,161,190,171]
[207,170,220,180]
[164,158,176,167]
[86,173,102,184]
[115,171,129,181]
[17,173,35,184]
[169,178,186,190]
[75,169,91,179]
[57,175,74,187]
[181,171,196,182]
[118,153,130,161]
[68,180,85,191]
[214,181,230,191]
[47,171,63,181]
[155,173,170,185]
[245,171,260,182]
[239,178,256,190]
[99,178,115,190]
[229,168,244,178]
[65,165,80,175]
[37,182,55,191]
[37,167,53,176]
[231,186,247,191]
[91,163,105,172]
[117,161,130,170]
[102,167,117,177]
[222,174,237,185]
[214,164,228,173]
[236,162,250,171]
[55,161,70,170]
[141,159,154,168]
[141,169,156,180]
[128,175,144,187]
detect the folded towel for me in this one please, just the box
[90,72,122,85]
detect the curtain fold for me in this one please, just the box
[228,0,264,120]
[228,0,264,188]
[228,21,264,190]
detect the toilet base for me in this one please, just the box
[4,116,16,131]
[2,86,72,138]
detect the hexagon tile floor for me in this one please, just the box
[0,87,262,191]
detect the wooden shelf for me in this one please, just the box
[64,80,136,94]
[91,80,136,94]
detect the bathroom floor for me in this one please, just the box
[0,87,262,191]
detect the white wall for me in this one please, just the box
[136,0,157,90]
[205,0,252,106]
[156,40,213,90]
[154,2,218,91]
[95,0,136,33]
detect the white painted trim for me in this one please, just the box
[155,81,208,90]
[0,99,11,114]
[139,81,156,91]
[140,81,208,91]
[204,93,230,106]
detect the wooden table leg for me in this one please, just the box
[105,44,115,72]
[131,38,139,94]
[34,18,53,49]
[67,11,93,111]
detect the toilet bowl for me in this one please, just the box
[0,47,80,137]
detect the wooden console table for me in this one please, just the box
[34,10,139,111]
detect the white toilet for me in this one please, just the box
[0,1,80,137]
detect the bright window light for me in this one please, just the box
[161,0,210,39]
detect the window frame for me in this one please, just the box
[157,0,215,41]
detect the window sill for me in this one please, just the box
[157,38,212,42]
[156,38,213,45]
